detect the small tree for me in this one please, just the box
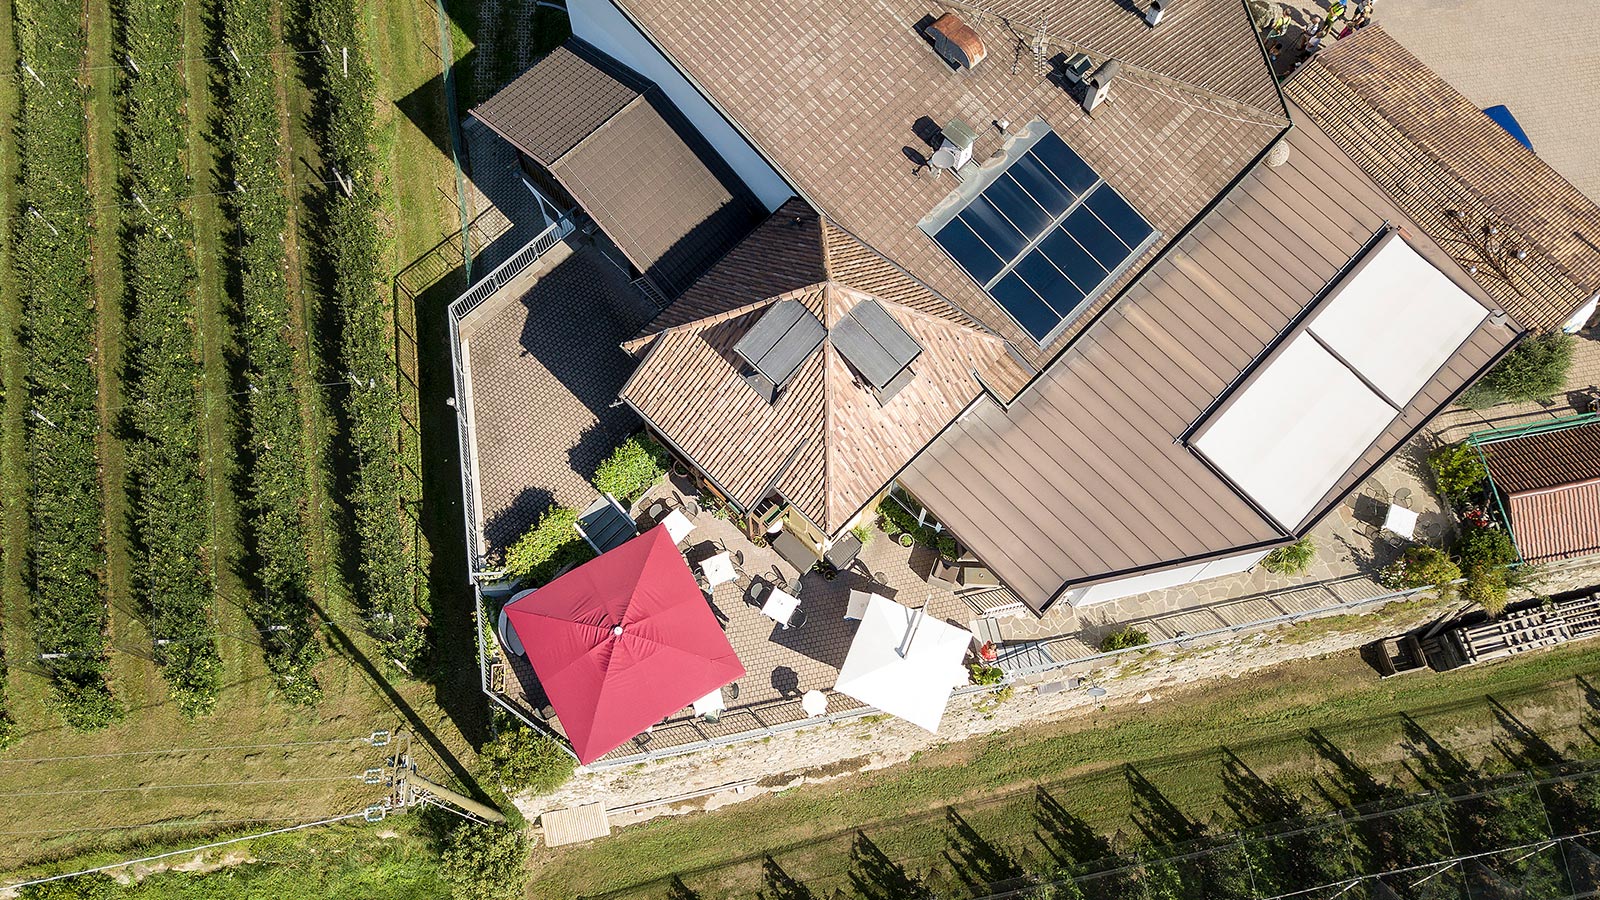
[479,726,575,795]
[1428,442,1488,501]
[1261,537,1316,576]
[1458,333,1575,409]
[1378,546,1462,597]
[1100,625,1150,652]
[441,823,529,900]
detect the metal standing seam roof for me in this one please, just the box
[1286,28,1600,332]
[469,38,760,297]
[601,0,1287,361]
[898,109,1518,612]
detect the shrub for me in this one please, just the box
[1100,626,1150,652]
[968,663,1005,685]
[1377,546,1461,596]
[21,872,120,899]
[1261,537,1316,576]
[1428,443,1487,501]
[440,823,529,900]
[876,498,944,552]
[1454,524,1518,569]
[1458,333,1575,409]
[1462,566,1511,617]
[479,727,575,795]
[850,521,875,547]
[593,435,669,503]
[503,507,594,585]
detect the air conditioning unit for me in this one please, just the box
[930,117,978,171]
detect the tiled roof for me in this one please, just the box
[1480,420,1600,495]
[620,205,1027,534]
[1286,28,1600,332]
[899,109,1517,612]
[471,39,760,296]
[604,0,1286,361]
[1507,483,1600,565]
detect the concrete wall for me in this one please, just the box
[1073,549,1269,606]
[568,0,793,211]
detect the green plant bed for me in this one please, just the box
[1100,625,1150,652]
[1457,333,1575,409]
[1377,546,1461,595]
[1260,537,1315,576]
[504,507,595,586]
[1428,442,1487,502]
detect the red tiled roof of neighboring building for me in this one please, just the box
[1286,28,1600,331]
[603,0,1287,361]
[1480,420,1600,495]
[1507,482,1600,564]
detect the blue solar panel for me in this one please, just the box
[926,126,1157,343]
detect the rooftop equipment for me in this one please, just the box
[733,299,827,402]
[1082,59,1120,114]
[930,117,978,172]
[832,299,924,401]
[925,13,986,69]
[1144,0,1167,27]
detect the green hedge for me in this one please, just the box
[219,0,323,701]
[441,823,529,900]
[114,0,223,717]
[593,435,668,503]
[1100,626,1150,652]
[301,0,426,666]
[13,0,121,728]
[478,727,575,795]
[1377,546,1462,595]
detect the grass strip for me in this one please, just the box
[113,0,222,717]
[215,0,323,705]
[11,0,120,729]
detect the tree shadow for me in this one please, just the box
[848,831,925,900]
[664,875,703,900]
[1126,765,1205,848]
[1307,727,1394,808]
[943,807,1026,894]
[1489,696,1563,769]
[1219,747,1301,828]
[758,856,815,900]
[1399,713,1478,788]
[1032,785,1114,869]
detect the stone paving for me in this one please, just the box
[1430,332,1600,444]
[460,240,657,560]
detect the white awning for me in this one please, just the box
[1306,233,1488,405]
[1194,233,1489,529]
[1195,333,1396,527]
[833,596,972,732]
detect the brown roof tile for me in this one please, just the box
[1286,28,1600,331]
[620,267,1026,534]
[606,0,1286,362]
[1507,482,1600,564]
[471,39,760,295]
[899,110,1518,612]
[1481,420,1600,494]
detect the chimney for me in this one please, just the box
[1082,59,1120,114]
[926,13,986,70]
[1144,0,1167,27]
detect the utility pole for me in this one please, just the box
[380,731,506,824]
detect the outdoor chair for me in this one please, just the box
[928,556,958,591]
[786,608,807,630]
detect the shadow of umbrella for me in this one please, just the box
[772,666,801,697]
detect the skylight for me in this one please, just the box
[733,299,826,401]
[921,124,1159,344]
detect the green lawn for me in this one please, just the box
[529,643,1600,899]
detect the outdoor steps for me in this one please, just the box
[995,641,1056,672]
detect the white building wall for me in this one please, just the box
[1074,549,1269,607]
[567,0,794,211]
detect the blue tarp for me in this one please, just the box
[1482,105,1534,152]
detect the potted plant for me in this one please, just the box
[899,533,915,547]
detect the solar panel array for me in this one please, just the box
[734,299,827,401]
[831,299,922,390]
[929,129,1157,342]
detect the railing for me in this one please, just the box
[447,214,575,578]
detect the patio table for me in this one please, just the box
[1383,503,1418,540]
[662,508,695,545]
[700,552,738,588]
[760,587,802,629]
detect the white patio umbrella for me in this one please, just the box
[832,595,973,732]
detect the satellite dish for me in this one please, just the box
[930,146,960,169]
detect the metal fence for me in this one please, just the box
[446,213,575,579]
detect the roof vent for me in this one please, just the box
[930,117,977,171]
[926,13,986,70]
[1144,0,1168,27]
[1082,59,1120,114]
